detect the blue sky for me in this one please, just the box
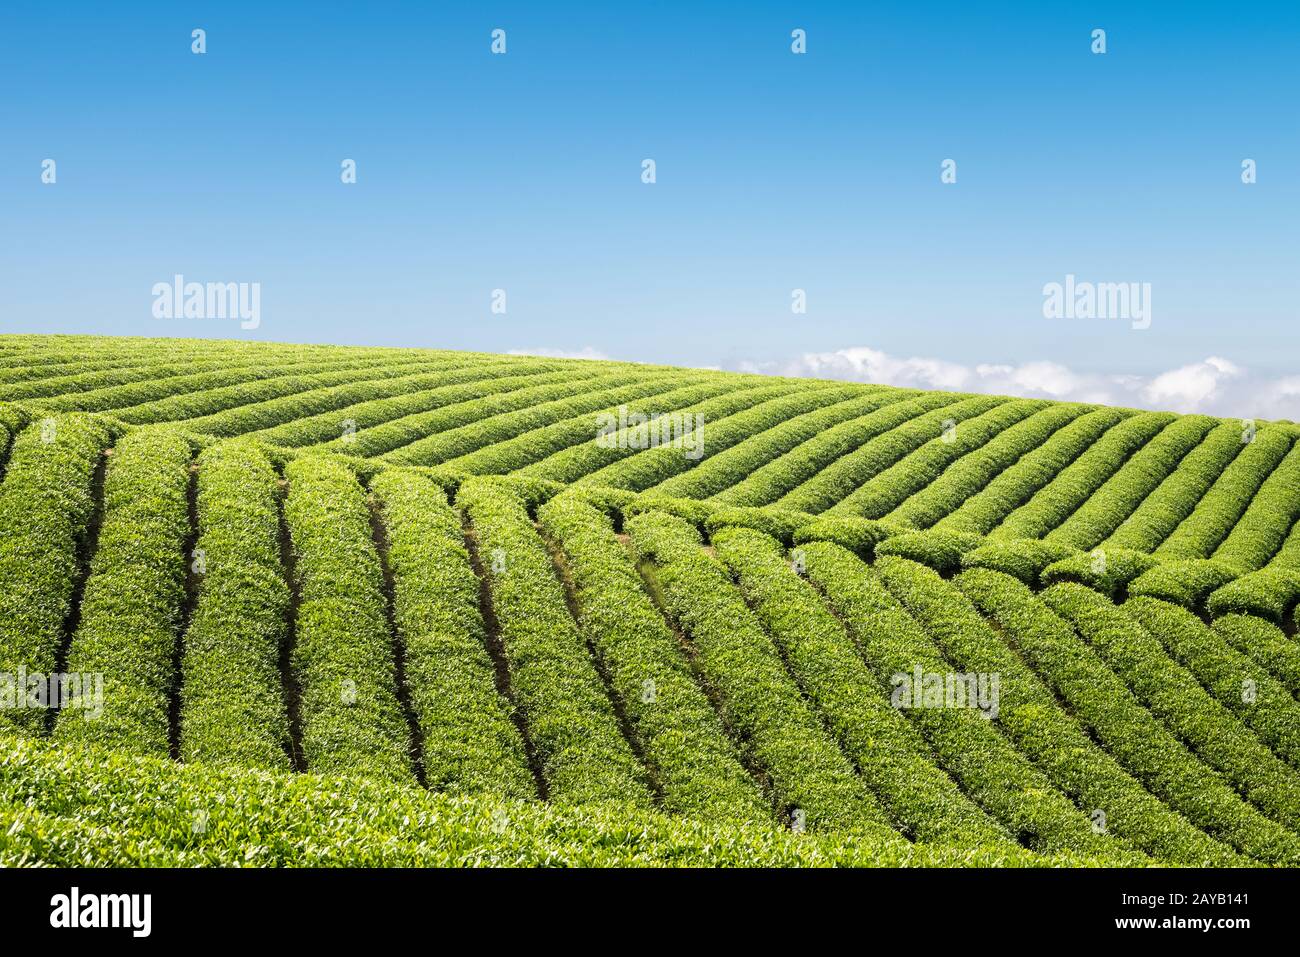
[2,1,1296,413]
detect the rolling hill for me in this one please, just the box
[2,334,1299,866]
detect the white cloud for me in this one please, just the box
[759,346,1299,421]
[507,346,611,361]
[1141,356,1240,410]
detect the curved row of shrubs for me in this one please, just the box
[1213,614,1300,698]
[1038,546,1158,599]
[575,385,859,491]
[1208,441,1300,572]
[714,527,1013,846]
[882,558,1241,864]
[0,732,1073,867]
[828,400,1047,519]
[801,543,1155,862]
[1043,415,1217,551]
[956,567,1300,864]
[313,369,623,458]
[1101,421,1250,552]
[55,428,193,755]
[282,455,415,785]
[1044,585,1300,829]
[1127,559,1239,608]
[776,395,1007,514]
[170,357,497,438]
[118,355,536,427]
[387,374,719,467]
[0,354,158,386]
[1154,425,1294,560]
[711,393,951,507]
[933,408,1131,536]
[31,358,316,413]
[7,351,407,406]
[179,441,294,770]
[35,354,438,415]
[884,403,1089,530]
[444,378,783,481]
[538,495,768,821]
[1206,571,1300,624]
[492,381,800,485]
[0,354,280,403]
[1124,598,1300,771]
[457,478,651,807]
[626,510,900,838]
[1205,526,1300,623]
[649,390,899,500]
[0,414,112,734]
[987,412,1175,541]
[0,339,355,376]
[1107,433,1300,611]
[252,366,572,448]
[370,469,537,799]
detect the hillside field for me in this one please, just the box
[3,334,1300,867]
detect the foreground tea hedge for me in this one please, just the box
[627,510,900,839]
[538,495,767,822]
[370,469,535,799]
[801,544,1160,863]
[283,455,414,785]
[713,526,1011,846]
[55,428,192,754]
[0,734,1082,867]
[886,559,1244,865]
[458,478,651,807]
[958,568,1298,864]
[0,414,111,734]
[179,441,293,770]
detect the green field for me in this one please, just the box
[3,334,1299,866]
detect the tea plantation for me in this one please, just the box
[3,334,1299,866]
